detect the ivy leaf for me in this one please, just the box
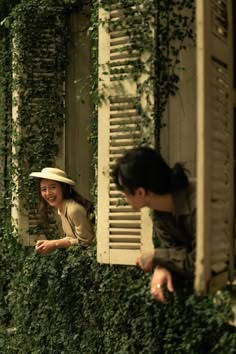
[0,16,10,28]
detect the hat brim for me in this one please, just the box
[30,172,75,186]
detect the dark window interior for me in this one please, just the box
[233,0,236,88]
[233,0,236,268]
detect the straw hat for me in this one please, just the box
[30,167,75,185]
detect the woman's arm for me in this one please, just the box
[35,238,71,255]
[67,204,94,246]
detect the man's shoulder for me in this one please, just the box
[187,178,196,210]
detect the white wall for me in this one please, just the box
[161,37,196,177]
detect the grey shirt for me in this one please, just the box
[153,180,196,278]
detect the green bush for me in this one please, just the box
[0,245,234,354]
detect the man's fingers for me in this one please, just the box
[167,276,174,292]
[151,288,165,303]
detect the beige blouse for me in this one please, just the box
[58,199,94,246]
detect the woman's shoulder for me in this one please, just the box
[65,199,87,217]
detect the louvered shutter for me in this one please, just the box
[195,0,234,294]
[11,23,63,246]
[97,2,154,265]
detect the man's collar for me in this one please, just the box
[173,179,196,216]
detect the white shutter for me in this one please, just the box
[97,2,154,265]
[195,0,234,294]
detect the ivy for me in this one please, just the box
[153,0,195,147]
[0,1,236,353]
[10,0,66,201]
[3,246,236,354]
[0,0,89,330]
[1,0,88,208]
[98,0,195,148]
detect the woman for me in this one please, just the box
[112,146,196,303]
[30,167,94,255]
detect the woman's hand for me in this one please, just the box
[35,240,56,255]
[150,267,174,303]
[136,252,154,272]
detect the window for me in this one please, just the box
[11,10,93,245]
[97,0,235,296]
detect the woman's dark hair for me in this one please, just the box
[38,180,94,224]
[112,146,189,195]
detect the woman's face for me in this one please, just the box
[40,179,64,209]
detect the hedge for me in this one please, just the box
[0,245,235,354]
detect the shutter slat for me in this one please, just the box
[109,243,140,249]
[110,236,141,241]
[109,214,141,220]
[110,228,141,234]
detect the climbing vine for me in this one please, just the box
[0,0,195,241]
[0,0,88,234]
[0,0,88,328]
[0,2,236,354]
[98,0,195,148]
[0,0,195,320]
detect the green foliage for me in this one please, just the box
[0,0,20,23]
[0,1,235,354]
[98,0,195,148]
[0,0,89,336]
[88,0,99,183]
[10,0,66,202]
[0,246,235,354]
[0,26,26,330]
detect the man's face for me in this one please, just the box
[118,177,146,210]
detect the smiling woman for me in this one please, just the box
[29,167,94,255]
